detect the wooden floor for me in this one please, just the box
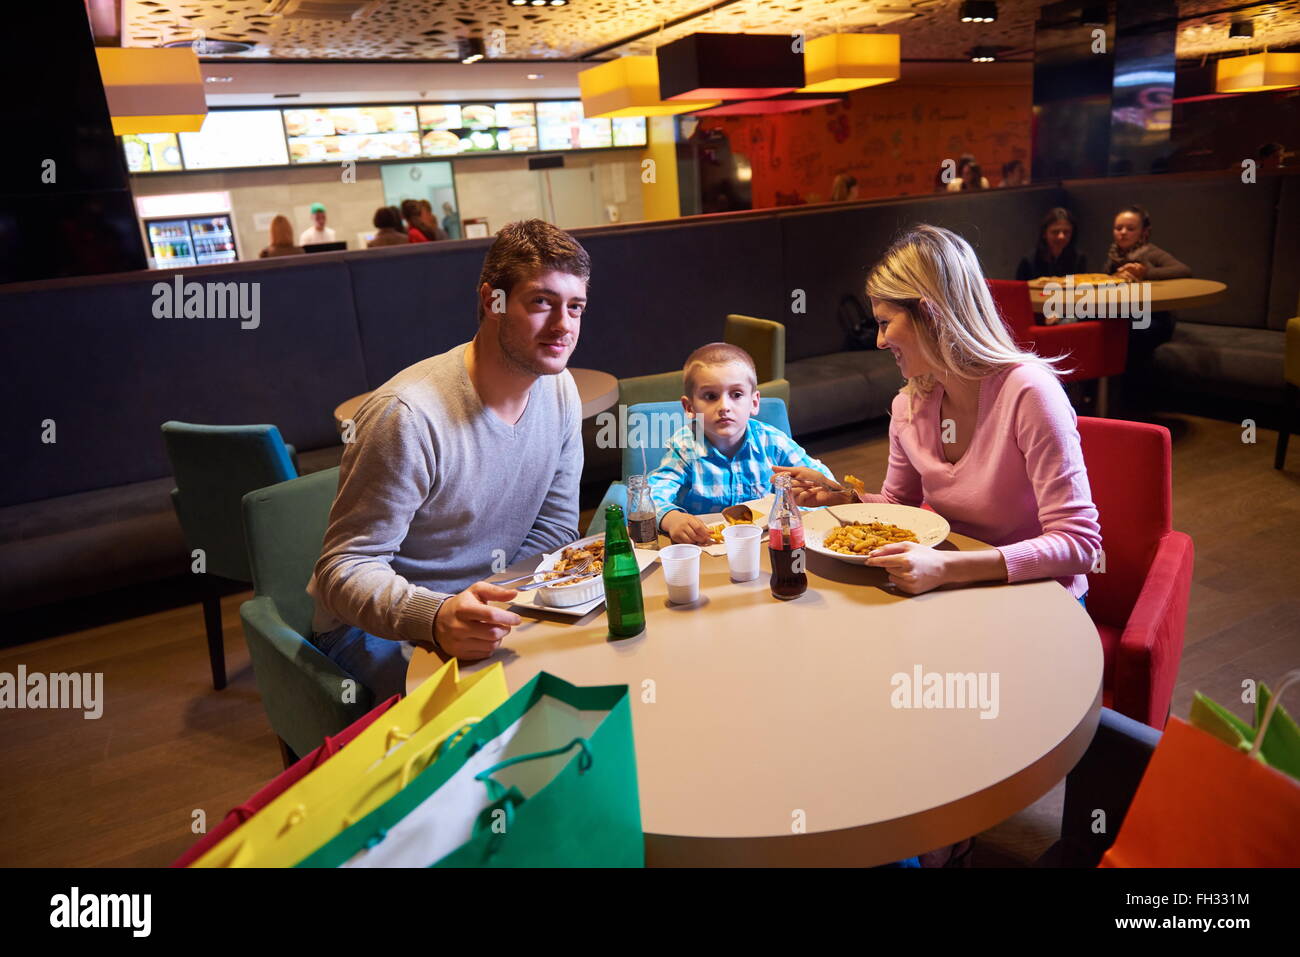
[1,411,1296,867]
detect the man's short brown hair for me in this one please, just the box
[477,220,592,322]
[683,342,757,396]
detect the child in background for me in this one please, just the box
[649,343,836,544]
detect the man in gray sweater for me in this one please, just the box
[308,220,590,699]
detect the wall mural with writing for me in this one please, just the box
[695,83,1033,208]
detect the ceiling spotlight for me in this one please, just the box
[1230,19,1255,40]
[970,46,997,62]
[509,0,526,5]
[550,0,567,5]
[530,0,546,5]
[959,1,997,23]
[459,36,486,63]
[526,73,544,79]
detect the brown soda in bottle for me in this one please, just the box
[769,472,808,600]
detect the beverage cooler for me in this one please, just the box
[144,214,238,269]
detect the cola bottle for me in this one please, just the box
[769,473,808,600]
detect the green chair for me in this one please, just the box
[240,467,372,766]
[162,421,299,690]
[1275,314,1299,470]
[616,314,791,409]
[586,397,793,536]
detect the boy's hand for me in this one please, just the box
[661,510,714,545]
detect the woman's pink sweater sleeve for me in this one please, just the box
[995,381,1101,582]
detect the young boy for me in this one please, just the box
[649,343,836,544]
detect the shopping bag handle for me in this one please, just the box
[466,738,594,858]
[397,719,483,789]
[473,737,594,802]
[1248,669,1300,762]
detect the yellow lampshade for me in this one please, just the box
[1215,52,1300,93]
[800,33,900,93]
[579,56,719,118]
[95,48,208,134]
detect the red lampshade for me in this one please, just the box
[657,33,804,102]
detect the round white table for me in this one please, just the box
[408,532,1102,867]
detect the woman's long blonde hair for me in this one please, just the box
[865,224,1065,416]
[269,214,294,248]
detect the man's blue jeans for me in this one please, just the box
[311,624,414,701]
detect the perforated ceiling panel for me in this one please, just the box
[120,0,1300,61]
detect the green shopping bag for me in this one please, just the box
[1190,676,1300,782]
[298,672,643,868]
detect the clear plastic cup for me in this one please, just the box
[722,523,763,582]
[660,543,702,604]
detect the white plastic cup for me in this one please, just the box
[660,543,702,604]
[722,523,763,582]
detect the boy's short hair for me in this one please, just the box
[683,343,757,396]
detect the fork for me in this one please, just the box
[824,506,856,527]
[492,557,592,589]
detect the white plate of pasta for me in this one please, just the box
[802,504,950,565]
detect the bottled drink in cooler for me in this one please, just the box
[625,474,659,550]
[603,504,646,638]
[769,472,808,600]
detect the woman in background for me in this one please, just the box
[1107,205,1192,398]
[258,215,303,258]
[1016,207,1088,280]
[946,155,988,191]
[1000,159,1028,188]
[1106,205,1191,281]
[367,206,409,248]
[401,199,430,243]
[830,173,860,202]
[418,199,449,240]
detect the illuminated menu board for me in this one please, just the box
[125,102,647,173]
[179,110,290,169]
[285,106,421,164]
[418,102,538,155]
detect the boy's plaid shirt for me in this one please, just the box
[647,419,835,523]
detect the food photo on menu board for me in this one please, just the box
[121,133,183,173]
[288,132,421,164]
[417,102,538,155]
[536,100,614,151]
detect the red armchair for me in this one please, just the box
[1077,417,1194,728]
[988,279,1128,415]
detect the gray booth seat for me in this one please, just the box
[1061,172,1296,406]
[1,255,367,613]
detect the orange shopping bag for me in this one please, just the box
[1100,716,1300,867]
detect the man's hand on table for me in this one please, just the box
[429,581,522,660]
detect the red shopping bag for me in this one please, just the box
[1100,716,1300,867]
[171,695,400,868]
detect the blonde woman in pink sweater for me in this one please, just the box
[778,224,1101,605]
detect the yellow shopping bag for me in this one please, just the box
[194,659,507,868]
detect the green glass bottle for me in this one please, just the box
[603,503,646,638]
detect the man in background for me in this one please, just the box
[300,203,337,245]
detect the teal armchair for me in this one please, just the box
[240,467,373,765]
[161,421,298,690]
[586,397,793,536]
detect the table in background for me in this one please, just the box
[333,366,619,431]
[408,533,1102,867]
[1028,277,1228,314]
